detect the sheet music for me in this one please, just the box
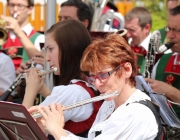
[135,75,180,128]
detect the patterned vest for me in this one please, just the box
[131,46,147,74]
[156,53,180,118]
[0,30,41,70]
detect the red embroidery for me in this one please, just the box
[166,74,175,85]
[164,55,180,75]
[7,47,18,57]
[131,46,147,55]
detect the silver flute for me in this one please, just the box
[21,67,58,79]
[0,65,57,101]
[32,90,120,119]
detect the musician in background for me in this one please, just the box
[159,0,180,45]
[59,0,93,30]
[0,0,44,70]
[29,33,160,140]
[146,5,180,118]
[16,0,93,74]
[125,7,152,74]
[14,0,93,103]
[23,19,102,138]
[0,52,16,96]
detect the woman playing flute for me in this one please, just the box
[23,19,102,138]
[29,33,161,139]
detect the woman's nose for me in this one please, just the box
[93,78,103,89]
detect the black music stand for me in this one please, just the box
[0,101,48,140]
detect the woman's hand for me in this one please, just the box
[38,103,68,139]
[25,68,44,95]
[22,68,44,108]
[28,106,47,133]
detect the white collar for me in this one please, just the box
[139,33,151,52]
[172,52,180,65]
[10,23,33,39]
[70,79,97,90]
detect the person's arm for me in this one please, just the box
[38,84,51,97]
[0,54,16,96]
[145,78,180,103]
[22,68,44,108]
[40,84,93,122]
[1,15,39,58]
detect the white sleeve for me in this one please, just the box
[59,130,87,140]
[40,84,94,122]
[93,103,158,140]
[34,34,45,50]
[0,54,16,92]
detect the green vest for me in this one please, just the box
[136,54,145,74]
[156,53,180,118]
[158,28,166,45]
[22,32,42,63]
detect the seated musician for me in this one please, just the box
[145,5,180,118]
[23,20,102,138]
[29,33,161,140]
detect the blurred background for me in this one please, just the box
[0,0,168,32]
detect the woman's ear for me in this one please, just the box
[123,62,132,78]
[81,19,89,29]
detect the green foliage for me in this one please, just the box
[151,12,167,31]
[135,0,168,31]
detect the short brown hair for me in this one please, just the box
[7,0,34,7]
[125,7,152,29]
[80,33,138,86]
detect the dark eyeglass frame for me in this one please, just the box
[164,26,180,34]
[86,63,125,85]
[8,3,29,10]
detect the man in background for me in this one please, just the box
[159,0,180,44]
[0,0,44,69]
[59,0,93,30]
[125,7,152,74]
[146,5,180,118]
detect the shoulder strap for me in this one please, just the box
[129,100,165,140]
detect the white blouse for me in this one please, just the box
[40,79,95,122]
[61,89,158,140]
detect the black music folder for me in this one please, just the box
[0,101,48,140]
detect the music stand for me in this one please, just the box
[0,101,48,140]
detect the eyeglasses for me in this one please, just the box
[86,63,125,85]
[8,3,29,10]
[164,26,180,34]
